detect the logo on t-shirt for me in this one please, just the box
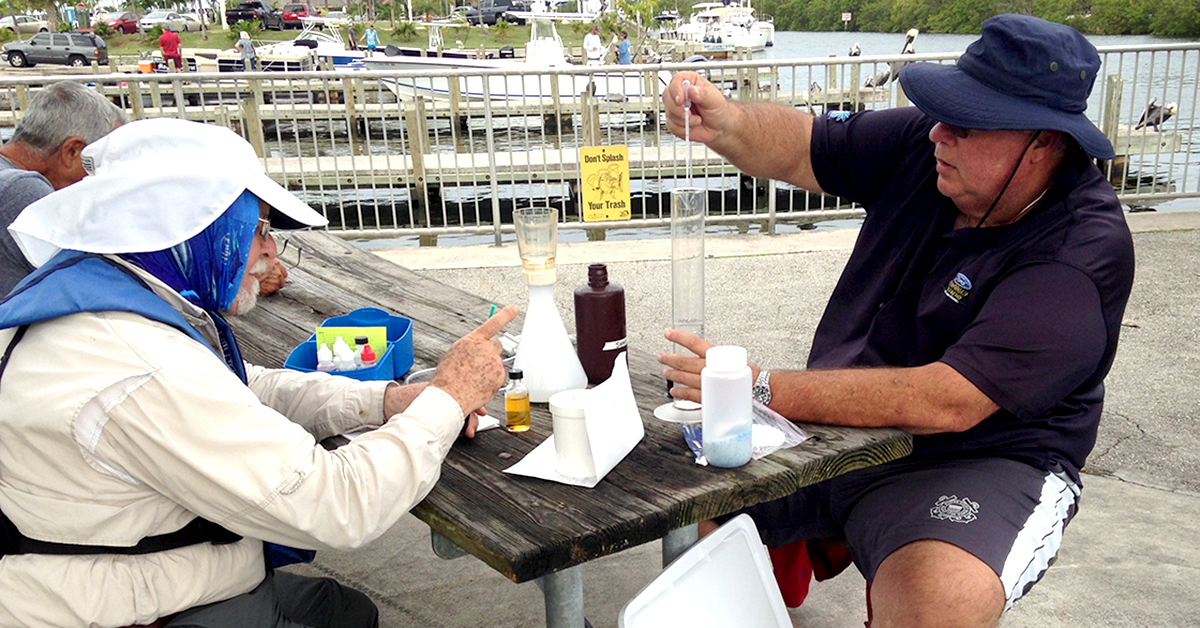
[944,272,972,303]
[826,110,852,122]
[930,495,979,524]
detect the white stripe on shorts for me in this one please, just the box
[998,469,1080,611]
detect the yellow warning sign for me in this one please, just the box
[579,145,631,222]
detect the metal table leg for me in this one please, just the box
[537,566,585,628]
[662,523,698,567]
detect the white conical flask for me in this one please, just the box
[514,283,587,402]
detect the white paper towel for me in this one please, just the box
[503,353,644,488]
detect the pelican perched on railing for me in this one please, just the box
[1135,98,1179,130]
[864,28,918,88]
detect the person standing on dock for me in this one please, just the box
[0,81,126,295]
[158,22,183,72]
[347,21,359,50]
[0,117,518,628]
[583,25,604,66]
[661,14,1134,626]
[236,30,258,71]
[364,24,380,56]
[614,30,631,65]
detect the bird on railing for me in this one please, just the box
[864,28,918,88]
[1135,98,1179,130]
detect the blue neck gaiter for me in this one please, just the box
[120,190,259,313]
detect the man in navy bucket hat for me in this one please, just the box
[659,14,1134,626]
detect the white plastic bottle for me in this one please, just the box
[701,345,753,468]
[316,343,335,372]
[332,337,356,371]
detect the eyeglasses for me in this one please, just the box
[276,235,303,269]
[256,217,303,268]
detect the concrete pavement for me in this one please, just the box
[289,210,1200,627]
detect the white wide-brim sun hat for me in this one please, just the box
[9,117,328,268]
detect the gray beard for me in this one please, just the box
[230,259,268,316]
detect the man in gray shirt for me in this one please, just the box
[0,81,127,295]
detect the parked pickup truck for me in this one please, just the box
[225,0,285,29]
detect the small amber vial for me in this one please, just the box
[504,369,531,432]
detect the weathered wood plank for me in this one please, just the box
[229,231,912,582]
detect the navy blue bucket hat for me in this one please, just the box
[899,14,1115,159]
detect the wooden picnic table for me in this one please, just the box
[229,230,913,627]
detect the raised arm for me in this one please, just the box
[663,72,823,192]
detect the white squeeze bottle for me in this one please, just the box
[316,343,335,372]
[701,345,753,468]
[332,337,356,371]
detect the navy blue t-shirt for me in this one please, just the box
[808,107,1135,482]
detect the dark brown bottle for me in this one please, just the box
[574,263,627,384]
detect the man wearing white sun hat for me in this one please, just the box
[0,118,516,627]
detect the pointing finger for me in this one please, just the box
[471,304,518,340]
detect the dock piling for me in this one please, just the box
[404,100,428,220]
[239,83,265,158]
[128,81,144,120]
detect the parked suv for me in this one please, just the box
[2,32,108,67]
[280,3,318,29]
[461,0,528,25]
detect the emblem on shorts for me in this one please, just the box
[944,272,972,304]
[930,495,979,524]
[827,110,852,122]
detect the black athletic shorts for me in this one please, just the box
[724,456,1080,610]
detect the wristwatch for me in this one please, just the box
[752,369,772,406]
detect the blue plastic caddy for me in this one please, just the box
[284,307,414,381]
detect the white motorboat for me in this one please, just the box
[361,14,671,102]
[654,1,774,51]
[255,17,365,68]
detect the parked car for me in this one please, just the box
[179,13,202,31]
[139,10,185,32]
[225,0,285,30]
[2,32,108,67]
[280,3,317,28]
[0,15,51,35]
[99,10,140,34]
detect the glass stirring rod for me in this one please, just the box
[682,79,692,182]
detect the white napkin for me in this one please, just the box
[504,353,644,488]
